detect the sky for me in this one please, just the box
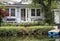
[0,0,21,2]
[11,0,21,2]
[0,0,21,4]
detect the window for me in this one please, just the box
[31,9,40,16]
[21,9,26,21]
[31,9,35,16]
[11,9,15,16]
[21,9,25,17]
[36,9,40,16]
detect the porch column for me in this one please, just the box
[28,8,31,22]
[54,9,60,29]
[54,9,60,24]
[9,8,11,17]
[25,8,28,22]
[15,8,21,23]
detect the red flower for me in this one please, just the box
[0,8,9,17]
[0,9,4,15]
[3,11,9,17]
[5,11,9,16]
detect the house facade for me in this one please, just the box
[2,0,44,23]
[54,9,60,24]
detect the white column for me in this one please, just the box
[28,8,31,22]
[54,11,59,24]
[19,8,21,22]
[15,8,17,18]
[25,8,28,22]
[9,8,11,17]
[15,8,21,23]
[35,8,37,19]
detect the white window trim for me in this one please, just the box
[9,8,16,17]
[31,8,41,17]
[36,8,41,16]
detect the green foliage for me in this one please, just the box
[0,26,54,36]
[29,3,41,8]
[20,21,44,26]
[1,22,16,26]
[0,6,6,26]
[32,0,60,24]
[0,35,55,41]
[1,21,55,26]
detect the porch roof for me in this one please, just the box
[0,1,41,8]
[3,4,29,8]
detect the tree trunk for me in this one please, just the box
[44,0,54,24]
[0,16,2,26]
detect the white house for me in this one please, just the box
[54,7,60,24]
[2,0,44,23]
[1,0,60,25]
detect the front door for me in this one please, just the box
[21,9,26,21]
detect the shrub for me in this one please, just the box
[0,8,9,26]
[20,21,44,26]
[0,26,54,36]
[1,20,55,26]
[44,23,49,26]
[1,22,16,26]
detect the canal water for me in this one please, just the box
[0,35,59,41]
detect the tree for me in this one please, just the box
[0,6,9,26]
[32,0,60,24]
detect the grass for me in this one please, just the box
[0,26,53,28]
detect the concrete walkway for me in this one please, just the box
[55,39,60,41]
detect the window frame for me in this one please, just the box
[31,9,40,16]
[11,8,15,16]
[31,9,35,16]
[36,9,40,16]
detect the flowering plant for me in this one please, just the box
[0,8,9,26]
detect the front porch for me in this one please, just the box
[5,7,44,23]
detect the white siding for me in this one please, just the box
[28,8,31,22]
[16,8,21,23]
[54,9,60,24]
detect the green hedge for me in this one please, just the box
[1,21,55,26]
[0,26,54,37]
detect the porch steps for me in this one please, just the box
[48,29,60,38]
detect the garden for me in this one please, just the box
[0,26,55,41]
[0,1,58,41]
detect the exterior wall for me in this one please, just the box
[28,8,44,21]
[15,8,21,23]
[5,7,44,23]
[2,0,44,23]
[6,8,16,22]
[54,9,60,24]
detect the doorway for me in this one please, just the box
[21,9,26,21]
